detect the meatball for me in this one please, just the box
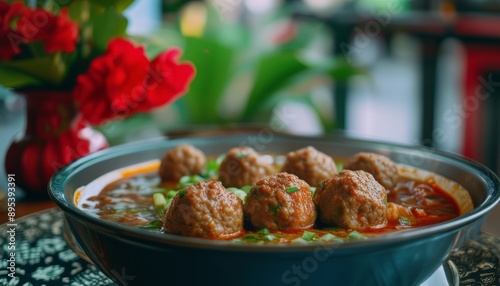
[218,146,274,188]
[281,146,337,186]
[314,170,387,230]
[159,144,206,182]
[245,172,316,231]
[163,181,244,239]
[343,152,398,190]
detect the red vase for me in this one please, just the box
[4,90,108,199]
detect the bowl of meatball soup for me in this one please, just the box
[48,133,500,286]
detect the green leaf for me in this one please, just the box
[89,0,135,12]
[241,52,308,120]
[0,65,43,88]
[0,56,66,87]
[90,6,128,52]
[181,37,236,124]
[326,59,366,81]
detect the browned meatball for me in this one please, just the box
[343,152,398,190]
[245,172,316,231]
[314,170,387,230]
[159,144,206,182]
[163,181,244,239]
[281,146,337,186]
[218,147,274,188]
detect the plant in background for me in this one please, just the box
[1,0,195,196]
[0,0,195,126]
[150,2,363,134]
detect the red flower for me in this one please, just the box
[0,1,26,60]
[74,38,149,125]
[138,48,196,112]
[74,38,195,126]
[0,2,78,60]
[18,7,78,53]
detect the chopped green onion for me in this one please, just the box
[201,160,220,179]
[153,193,167,216]
[241,233,276,243]
[179,190,187,197]
[347,230,368,240]
[301,231,317,241]
[286,186,299,193]
[399,217,411,226]
[291,238,308,244]
[178,175,205,187]
[227,187,247,201]
[164,190,178,199]
[319,180,326,189]
[310,187,316,195]
[236,153,248,159]
[336,163,344,171]
[325,226,340,231]
[257,228,270,235]
[318,233,344,243]
[269,204,280,216]
[139,220,162,230]
[241,185,252,193]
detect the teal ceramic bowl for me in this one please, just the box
[48,134,500,286]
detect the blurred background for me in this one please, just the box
[1,0,499,232]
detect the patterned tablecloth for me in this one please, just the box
[1,208,113,285]
[1,208,499,286]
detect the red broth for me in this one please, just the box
[81,167,461,244]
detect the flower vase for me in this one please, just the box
[4,90,108,199]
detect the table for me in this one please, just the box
[0,200,56,224]
[0,208,114,285]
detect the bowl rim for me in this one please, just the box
[48,133,500,252]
